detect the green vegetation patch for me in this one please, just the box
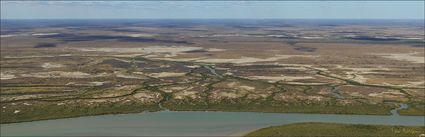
[399,102,425,116]
[163,98,392,115]
[0,102,160,124]
[245,122,425,137]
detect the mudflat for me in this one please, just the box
[1,19,424,123]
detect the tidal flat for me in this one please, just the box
[1,19,424,124]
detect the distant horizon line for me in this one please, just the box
[1,18,424,20]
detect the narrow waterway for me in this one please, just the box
[1,111,423,136]
[203,65,222,78]
[330,86,344,99]
[389,103,409,116]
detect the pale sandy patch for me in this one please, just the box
[407,81,425,86]
[1,95,37,102]
[195,55,318,64]
[3,54,73,59]
[224,72,233,75]
[207,48,226,52]
[249,76,314,82]
[77,46,202,56]
[368,91,404,97]
[352,74,367,83]
[174,91,198,99]
[112,54,145,57]
[152,57,205,62]
[163,86,190,93]
[198,34,250,37]
[88,99,108,103]
[116,74,145,79]
[41,63,63,69]
[308,66,329,71]
[336,65,391,72]
[66,81,107,86]
[374,53,424,63]
[239,63,325,71]
[226,82,255,91]
[126,33,155,37]
[307,95,325,101]
[59,54,72,57]
[336,65,392,83]
[132,71,145,75]
[148,72,186,78]
[114,58,132,63]
[399,81,425,88]
[301,36,324,39]
[368,93,380,97]
[96,72,109,77]
[0,34,18,38]
[154,55,317,64]
[0,72,16,80]
[76,46,224,58]
[113,71,146,79]
[360,71,391,75]
[275,63,329,72]
[285,82,329,85]
[89,81,107,86]
[185,65,201,68]
[279,66,309,71]
[239,85,255,91]
[14,110,20,114]
[159,64,171,68]
[133,92,160,101]
[368,91,405,99]
[345,72,367,83]
[4,55,56,59]
[21,71,91,78]
[218,92,239,98]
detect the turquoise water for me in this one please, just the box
[1,111,424,136]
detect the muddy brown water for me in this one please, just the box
[1,111,424,136]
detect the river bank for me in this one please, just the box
[1,111,424,136]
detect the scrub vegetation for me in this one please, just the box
[244,123,425,137]
[1,20,424,123]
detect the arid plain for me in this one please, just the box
[1,20,424,123]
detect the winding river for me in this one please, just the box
[1,110,424,136]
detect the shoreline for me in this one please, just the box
[2,111,424,136]
[2,107,423,125]
[239,122,425,137]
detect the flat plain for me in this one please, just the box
[1,19,424,123]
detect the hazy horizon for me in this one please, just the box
[1,18,425,20]
[1,1,424,19]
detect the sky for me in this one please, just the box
[1,1,424,19]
